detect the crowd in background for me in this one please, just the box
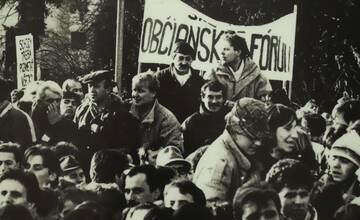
[0,33,360,220]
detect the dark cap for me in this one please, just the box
[79,70,114,84]
[60,155,81,173]
[173,41,195,59]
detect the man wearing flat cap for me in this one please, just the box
[74,70,140,170]
[193,98,270,203]
[155,41,204,123]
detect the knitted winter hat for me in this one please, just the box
[331,131,360,167]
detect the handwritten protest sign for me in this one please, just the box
[16,34,35,89]
[139,0,297,81]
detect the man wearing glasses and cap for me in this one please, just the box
[155,41,204,123]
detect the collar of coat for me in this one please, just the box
[220,130,252,171]
[130,99,159,124]
[216,57,260,82]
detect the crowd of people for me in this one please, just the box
[0,32,359,220]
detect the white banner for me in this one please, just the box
[139,0,297,81]
[15,34,35,89]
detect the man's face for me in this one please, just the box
[25,155,52,189]
[68,82,84,99]
[276,120,299,153]
[233,133,262,156]
[329,155,357,182]
[173,53,193,74]
[278,187,310,220]
[220,40,240,64]
[0,152,18,176]
[88,80,109,103]
[124,173,157,207]
[132,81,155,107]
[42,89,62,106]
[0,179,29,207]
[164,187,194,210]
[241,200,281,220]
[201,88,225,112]
[61,168,86,185]
[60,98,79,119]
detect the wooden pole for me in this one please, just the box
[115,0,125,93]
[288,5,297,100]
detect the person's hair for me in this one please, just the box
[164,179,206,207]
[24,145,61,174]
[126,165,159,192]
[53,142,79,160]
[335,100,360,125]
[0,169,40,205]
[63,208,102,220]
[62,91,81,105]
[172,203,214,220]
[0,204,34,220]
[268,88,291,107]
[62,79,82,92]
[36,80,63,101]
[60,187,98,209]
[267,104,297,133]
[233,182,281,220]
[10,89,24,103]
[0,77,14,102]
[143,206,174,220]
[90,149,129,183]
[201,80,226,98]
[132,71,160,94]
[266,160,314,192]
[0,142,22,164]
[223,31,250,59]
[96,188,126,219]
[303,113,326,137]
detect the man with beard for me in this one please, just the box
[155,41,204,123]
[182,81,230,156]
[60,91,81,120]
[74,70,140,169]
[124,165,160,207]
[204,32,272,102]
[266,159,317,220]
[193,98,270,202]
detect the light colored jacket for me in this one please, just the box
[130,100,184,151]
[193,130,262,202]
[204,57,272,101]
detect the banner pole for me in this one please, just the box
[288,5,298,101]
[137,62,142,74]
[115,0,125,92]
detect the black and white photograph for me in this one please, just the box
[0,0,359,219]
